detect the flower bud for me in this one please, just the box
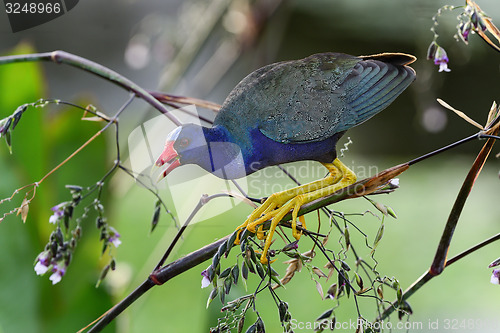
[426,41,437,60]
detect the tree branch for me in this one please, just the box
[84,129,499,332]
[0,51,182,126]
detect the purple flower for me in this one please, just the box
[490,269,500,285]
[462,29,470,41]
[49,262,67,285]
[470,9,487,32]
[433,46,451,72]
[34,251,51,275]
[201,268,211,288]
[49,203,66,224]
[326,283,338,300]
[427,42,451,73]
[108,227,121,248]
[35,253,68,284]
[461,24,471,42]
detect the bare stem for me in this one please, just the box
[430,129,498,275]
[375,128,499,323]
[0,51,181,125]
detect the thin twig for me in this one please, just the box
[152,193,232,271]
[430,128,498,275]
[0,51,181,125]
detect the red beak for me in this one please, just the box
[155,141,181,180]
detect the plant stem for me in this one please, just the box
[430,130,498,275]
[85,236,228,333]
[375,129,499,323]
[0,51,181,126]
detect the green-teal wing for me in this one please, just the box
[215,52,416,144]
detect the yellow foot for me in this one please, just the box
[234,158,356,264]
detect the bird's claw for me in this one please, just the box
[234,194,307,264]
[233,158,356,265]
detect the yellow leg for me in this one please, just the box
[234,163,342,241]
[235,158,356,264]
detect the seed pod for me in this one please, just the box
[255,317,265,332]
[219,267,231,279]
[354,272,363,289]
[278,301,288,322]
[256,262,265,279]
[241,261,249,280]
[65,185,83,193]
[316,308,333,321]
[151,200,161,233]
[231,265,239,285]
[217,241,227,260]
[238,316,245,333]
[489,257,500,268]
[206,287,218,308]
[344,225,350,251]
[224,276,232,295]
[12,104,27,130]
[341,261,350,271]
[426,41,437,60]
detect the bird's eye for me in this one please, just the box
[178,137,190,148]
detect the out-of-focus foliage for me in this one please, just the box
[0,43,114,333]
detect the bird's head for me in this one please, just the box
[155,123,246,181]
[155,124,208,180]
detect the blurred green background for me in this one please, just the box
[1,0,499,332]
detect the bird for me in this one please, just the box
[155,52,416,263]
